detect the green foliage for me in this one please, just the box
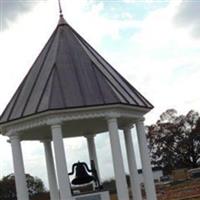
[147,109,200,174]
[0,175,16,200]
[0,174,45,200]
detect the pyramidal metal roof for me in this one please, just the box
[0,16,153,124]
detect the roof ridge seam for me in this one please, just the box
[72,31,134,104]
[91,62,125,103]
[91,63,106,104]
[48,67,56,109]
[54,65,68,107]
[20,32,58,118]
[35,65,56,112]
[62,27,87,106]
[1,29,60,122]
[69,25,151,107]
[5,82,25,121]
[45,29,63,110]
[78,35,140,105]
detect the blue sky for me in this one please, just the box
[1,0,200,188]
[91,0,169,19]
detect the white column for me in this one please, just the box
[136,119,157,200]
[10,135,29,200]
[107,117,129,200]
[51,124,72,200]
[86,135,100,179]
[123,126,142,200]
[42,140,60,200]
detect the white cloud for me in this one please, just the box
[122,0,136,3]
[114,0,200,124]
[174,0,200,38]
[1,0,38,30]
[0,136,13,177]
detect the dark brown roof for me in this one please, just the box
[0,16,153,124]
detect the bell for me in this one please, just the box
[70,162,95,185]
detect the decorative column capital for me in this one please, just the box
[122,124,134,132]
[40,139,51,144]
[47,118,62,127]
[105,112,120,121]
[6,130,18,137]
[85,134,96,139]
[106,117,118,124]
[136,117,145,123]
[9,135,20,142]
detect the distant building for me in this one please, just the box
[138,167,163,183]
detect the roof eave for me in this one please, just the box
[0,103,152,135]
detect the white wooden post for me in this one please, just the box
[42,140,60,200]
[136,119,157,200]
[86,134,101,180]
[51,124,72,200]
[107,117,130,200]
[10,135,29,200]
[123,126,142,200]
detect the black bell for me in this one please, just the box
[69,162,95,185]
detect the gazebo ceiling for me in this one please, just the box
[0,16,153,125]
[17,115,134,140]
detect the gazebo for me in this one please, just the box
[0,14,157,200]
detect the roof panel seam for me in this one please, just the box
[62,27,86,106]
[4,29,59,121]
[79,37,142,106]
[70,29,139,105]
[54,65,67,107]
[69,26,150,107]
[35,65,56,112]
[48,67,56,108]
[92,63,106,104]
[2,82,24,122]
[20,30,59,117]
[92,63,130,104]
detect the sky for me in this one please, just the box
[1,0,200,188]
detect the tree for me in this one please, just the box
[0,174,45,200]
[147,109,200,174]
